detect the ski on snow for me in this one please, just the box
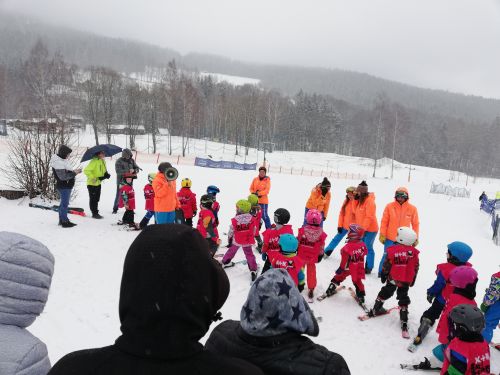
[29,202,86,216]
[316,285,347,301]
[400,357,441,371]
[347,287,370,313]
[357,305,400,321]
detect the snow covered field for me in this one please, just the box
[0,129,498,374]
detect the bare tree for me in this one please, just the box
[82,67,103,145]
[101,68,122,143]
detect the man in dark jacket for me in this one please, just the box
[49,145,81,227]
[49,224,264,375]
[205,268,351,375]
[113,148,140,213]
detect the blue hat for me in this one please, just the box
[447,242,473,263]
[279,234,298,253]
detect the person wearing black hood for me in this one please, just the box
[49,145,82,227]
[113,148,140,214]
[49,224,263,375]
[304,177,332,228]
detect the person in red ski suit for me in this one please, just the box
[248,194,263,253]
[297,209,327,300]
[206,185,220,227]
[433,266,479,362]
[139,173,156,229]
[221,199,259,282]
[269,234,305,291]
[441,304,490,375]
[177,178,197,227]
[118,173,139,230]
[261,208,294,275]
[324,223,368,302]
[370,227,419,333]
[197,194,220,256]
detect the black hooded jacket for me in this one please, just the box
[49,224,263,375]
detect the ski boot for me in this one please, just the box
[251,271,257,282]
[308,289,314,299]
[255,236,263,253]
[369,298,387,317]
[400,306,410,338]
[325,282,338,297]
[355,289,365,304]
[414,317,432,345]
[92,213,103,219]
[61,221,77,228]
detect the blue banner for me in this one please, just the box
[480,197,499,215]
[195,157,256,171]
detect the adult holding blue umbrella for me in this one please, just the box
[83,145,118,218]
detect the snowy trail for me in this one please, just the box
[0,130,498,374]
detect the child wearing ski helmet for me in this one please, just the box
[118,172,139,230]
[261,208,294,274]
[177,178,197,227]
[481,271,499,343]
[413,242,474,348]
[297,209,328,300]
[206,185,221,226]
[370,227,419,335]
[248,193,263,252]
[197,194,220,256]
[325,224,368,303]
[221,199,259,282]
[442,304,490,375]
[269,234,305,291]
[434,266,478,361]
[139,173,156,229]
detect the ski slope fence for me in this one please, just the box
[480,197,500,246]
[429,182,470,198]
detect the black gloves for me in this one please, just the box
[427,294,434,304]
[317,253,324,263]
[104,172,111,179]
[380,273,387,283]
[337,227,343,234]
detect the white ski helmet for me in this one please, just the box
[396,227,417,246]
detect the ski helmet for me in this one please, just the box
[449,304,485,337]
[447,242,473,264]
[396,227,417,246]
[274,208,290,225]
[279,234,298,253]
[347,223,365,241]
[200,194,214,209]
[449,266,478,289]
[181,178,192,188]
[148,172,157,184]
[305,209,322,225]
[207,185,220,195]
[247,193,259,206]
[346,186,356,193]
[236,199,251,214]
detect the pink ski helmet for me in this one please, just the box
[347,223,365,241]
[449,266,478,289]
[305,209,323,225]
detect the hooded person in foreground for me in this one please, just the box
[49,224,264,375]
[205,268,351,375]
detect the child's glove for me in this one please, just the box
[480,302,489,313]
[335,267,343,275]
[262,252,268,261]
[103,172,111,179]
[379,234,386,244]
[380,273,387,283]
[426,294,435,304]
[317,253,324,263]
[192,211,197,217]
[337,227,343,234]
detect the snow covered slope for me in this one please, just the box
[0,130,498,374]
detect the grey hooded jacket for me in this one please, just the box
[0,232,55,375]
[115,149,140,183]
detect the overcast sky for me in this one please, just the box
[2,0,500,99]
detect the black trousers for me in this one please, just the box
[87,185,101,215]
[185,218,193,227]
[122,209,134,225]
[261,258,272,275]
[421,298,445,325]
[378,282,410,306]
[207,239,218,257]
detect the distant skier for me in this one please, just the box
[297,209,327,300]
[139,173,156,229]
[352,180,378,274]
[177,178,197,227]
[324,224,368,303]
[261,208,294,274]
[249,166,272,229]
[324,186,356,256]
[369,227,419,336]
[412,242,473,347]
[268,234,305,291]
[304,177,331,228]
[221,199,259,282]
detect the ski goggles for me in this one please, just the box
[395,191,409,199]
[346,186,356,193]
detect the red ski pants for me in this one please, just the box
[305,262,317,290]
[333,270,365,294]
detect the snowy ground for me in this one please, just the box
[0,129,498,374]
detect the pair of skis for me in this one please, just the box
[29,202,86,216]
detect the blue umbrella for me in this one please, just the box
[80,144,123,162]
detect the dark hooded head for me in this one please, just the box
[158,162,173,173]
[57,145,72,159]
[122,148,133,159]
[115,224,230,359]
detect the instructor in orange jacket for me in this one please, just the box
[378,187,419,276]
[304,177,332,228]
[249,166,272,228]
[153,162,181,224]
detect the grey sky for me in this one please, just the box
[2,0,500,99]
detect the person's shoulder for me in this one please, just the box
[49,346,117,375]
